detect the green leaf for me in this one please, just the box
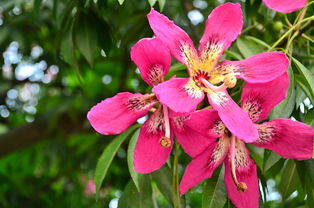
[304,108,314,128]
[295,86,307,109]
[33,0,43,16]
[295,76,314,104]
[0,27,9,44]
[117,0,125,5]
[279,160,300,200]
[292,58,314,104]
[158,0,166,11]
[94,125,138,198]
[151,165,186,206]
[246,36,271,49]
[202,166,227,208]
[270,66,295,119]
[148,0,157,7]
[61,28,75,65]
[127,129,141,191]
[118,175,154,208]
[236,36,264,58]
[151,165,173,204]
[74,13,98,66]
[263,150,281,173]
[224,50,243,60]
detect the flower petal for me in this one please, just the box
[199,3,243,71]
[131,38,171,86]
[207,90,258,142]
[171,110,219,157]
[134,108,173,173]
[220,52,289,83]
[147,8,199,74]
[241,73,289,122]
[253,119,314,160]
[224,142,259,208]
[153,78,204,113]
[179,136,229,194]
[184,109,224,137]
[87,92,157,135]
[263,0,307,13]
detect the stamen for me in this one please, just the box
[230,135,247,193]
[160,105,171,148]
[224,74,237,88]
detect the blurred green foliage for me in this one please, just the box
[0,0,313,207]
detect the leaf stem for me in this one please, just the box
[172,142,181,208]
[269,15,314,51]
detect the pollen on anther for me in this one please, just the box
[159,136,171,148]
[236,182,247,192]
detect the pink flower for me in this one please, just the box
[87,38,213,173]
[263,0,307,13]
[85,179,96,196]
[147,3,289,142]
[179,73,314,208]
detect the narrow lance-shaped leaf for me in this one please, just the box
[263,150,281,173]
[279,159,300,200]
[236,36,264,58]
[158,0,166,11]
[117,0,125,5]
[148,0,157,7]
[270,66,295,119]
[118,175,154,208]
[127,129,141,191]
[151,165,186,207]
[94,125,139,198]
[151,165,173,204]
[202,166,227,208]
[74,13,98,66]
[292,58,314,104]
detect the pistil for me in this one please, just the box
[160,105,171,148]
[199,77,227,92]
[230,135,247,192]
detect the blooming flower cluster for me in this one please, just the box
[87,3,313,208]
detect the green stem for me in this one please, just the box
[269,15,314,51]
[172,142,180,208]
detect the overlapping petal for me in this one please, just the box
[131,38,171,86]
[199,3,243,70]
[241,73,289,122]
[224,143,259,208]
[207,90,258,142]
[147,9,199,73]
[153,78,204,113]
[183,109,223,137]
[179,137,229,194]
[263,0,307,13]
[253,119,314,160]
[87,92,157,135]
[171,110,219,157]
[220,52,289,84]
[134,108,173,173]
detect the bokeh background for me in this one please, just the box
[0,0,313,207]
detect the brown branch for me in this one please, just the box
[0,110,86,158]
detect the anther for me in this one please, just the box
[224,74,237,88]
[159,137,171,148]
[237,182,248,192]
